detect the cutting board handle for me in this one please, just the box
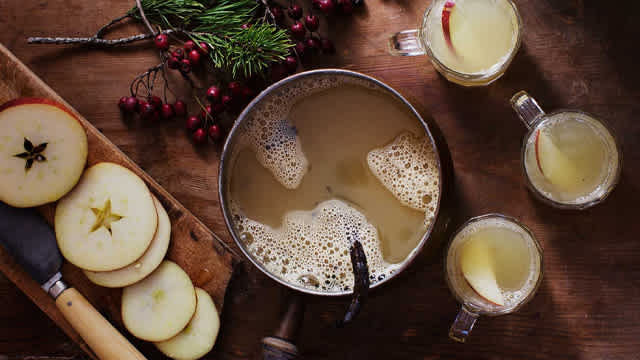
[262,293,305,360]
[55,287,147,360]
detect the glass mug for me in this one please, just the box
[388,0,523,86]
[445,214,543,342]
[511,91,622,209]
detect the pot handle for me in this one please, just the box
[262,293,305,360]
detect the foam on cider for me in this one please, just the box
[237,76,362,189]
[232,199,399,292]
[367,132,440,224]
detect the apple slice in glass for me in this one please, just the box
[0,98,88,208]
[535,129,581,191]
[442,0,456,50]
[460,237,505,306]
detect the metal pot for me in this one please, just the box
[218,69,444,358]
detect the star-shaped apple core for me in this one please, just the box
[90,199,123,234]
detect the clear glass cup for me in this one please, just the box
[511,91,622,209]
[388,0,523,86]
[445,214,543,343]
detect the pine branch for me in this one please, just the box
[191,24,292,78]
[193,0,258,32]
[128,0,206,29]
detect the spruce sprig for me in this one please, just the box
[129,0,292,78]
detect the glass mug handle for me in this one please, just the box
[388,29,426,56]
[449,305,479,343]
[511,91,546,130]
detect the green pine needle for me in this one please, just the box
[130,0,292,78]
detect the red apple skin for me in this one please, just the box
[442,1,456,51]
[534,129,544,175]
[0,98,83,128]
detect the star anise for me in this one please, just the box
[14,138,48,171]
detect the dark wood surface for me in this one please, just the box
[1,0,639,359]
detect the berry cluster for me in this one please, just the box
[158,37,209,75]
[119,95,187,123]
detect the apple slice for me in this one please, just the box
[155,288,220,360]
[122,261,197,342]
[55,162,157,271]
[460,237,505,306]
[84,196,171,287]
[0,98,88,208]
[535,129,581,191]
[442,0,456,50]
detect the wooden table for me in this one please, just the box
[1,0,639,359]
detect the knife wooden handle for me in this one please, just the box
[55,288,147,360]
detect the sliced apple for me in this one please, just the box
[122,261,197,342]
[55,162,157,271]
[84,196,170,287]
[155,288,220,360]
[442,0,456,50]
[535,129,581,191]
[459,237,505,306]
[0,98,88,208]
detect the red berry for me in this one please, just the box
[271,62,288,82]
[295,41,306,56]
[305,37,321,52]
[118,96,127,110]
[338,0,354,14]
[183,40,196,52]
[167,56,180,69]
[285,56,298,73]
[290,22,306,40]
[312,0,321,9]
[270,6,284,21]
[208,124,223,142]
[241,23,251,30]
[160,103,175,119]
[212,102,226,115]
[174,100,187,117]
[321,38,336,54]
[200,104,214,120]
[221,95,233,108]
[172,48,184,59]
[206,86,222,103]
[136,99,147,114]
[228,82,243,97]
[305,15,320,32]
[124,96,138,112]
[192,128,207,144]
[140,102,156,119]
[180,59,192,73]
[198,42,209,55]
[241,85,255,100]
[154,34,169,50]
[287,4,303,20]
[188,49,201,65]
[318,0,334,14]
[185,115,201,131]
[150,96,163,110]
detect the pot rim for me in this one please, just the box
[218,69,443,296]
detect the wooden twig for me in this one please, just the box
[135,0,156,35]
[28,30,177,46]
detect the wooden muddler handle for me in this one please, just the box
[55,288,147,360]
[262,293,305,360]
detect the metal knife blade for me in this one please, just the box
[0,201,62,287]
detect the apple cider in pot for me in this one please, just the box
[425,0,520,75]
[227,79,441,293]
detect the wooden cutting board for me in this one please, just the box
[0,43,240,359]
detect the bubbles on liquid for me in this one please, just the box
[367,132,440,226]
[231,199,400,293]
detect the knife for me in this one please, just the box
[0,201,147,360]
